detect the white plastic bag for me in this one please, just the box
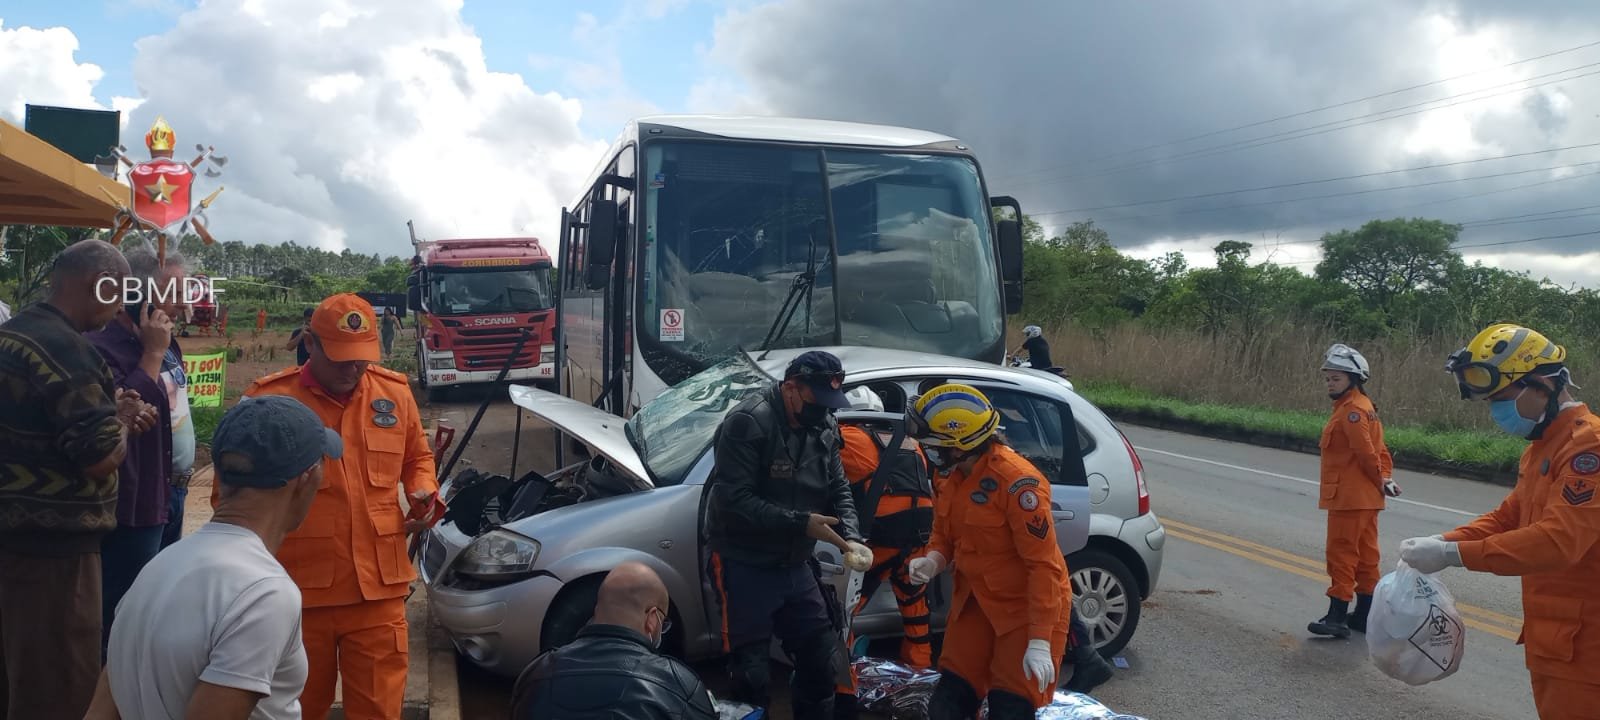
[1366,560,1467,685]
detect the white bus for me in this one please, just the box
[556,114,1026,417]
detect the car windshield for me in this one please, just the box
[429,267,553,315]
[626,353,773,487]
[638,140,1004,385]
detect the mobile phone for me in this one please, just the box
[125,301,145,326]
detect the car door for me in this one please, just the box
[969,384,1093,556]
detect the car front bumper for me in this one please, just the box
[419,527,566,677]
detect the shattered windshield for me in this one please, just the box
[626,354,773,487]
[428,267,553,315]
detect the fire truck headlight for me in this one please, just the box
[427,352,456,370]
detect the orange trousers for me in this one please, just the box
[1325,509,1380,603]
[1533,674,1600,720]
[838,546,934,695]
[939,600,1067,709]
[300,597,409,720]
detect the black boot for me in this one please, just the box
[1307,596,1351,638]
[1063,642,1114,694]
[1347,594,1373,633]
[833,692,859,720]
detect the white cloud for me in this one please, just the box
[0,20,106,123]
[99,0,609,254]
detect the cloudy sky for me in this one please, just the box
[5,0,1600,287]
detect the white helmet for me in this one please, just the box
[1322,343,1370,382]
[844,386,884,412]
[1023,325,1043,338]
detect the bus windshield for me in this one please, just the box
[639,141,1003,383]
[427,267,553,315]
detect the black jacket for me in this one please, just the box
[707,385,862,567]
[510,624,716,720]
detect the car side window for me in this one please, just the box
[982,389,1088,487]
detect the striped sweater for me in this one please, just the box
[0,303,122,554]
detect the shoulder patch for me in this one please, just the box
[1572,452,1600,476]
[1008,477,1041,494]
[1348,412,1361,423]
[1024,515,1050,540]
[1017,488,1040,512]
[368,364,409,383]
[1562,477,1596,506]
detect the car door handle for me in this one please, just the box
[817,561,845,575]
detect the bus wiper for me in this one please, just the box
[757,221,823,360]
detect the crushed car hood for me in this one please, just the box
[507,385,651,486]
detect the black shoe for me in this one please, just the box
[833,692,859,720]
[1063,642,1115,694]
[1347,593,1373,633]
[1308,596,1351,638]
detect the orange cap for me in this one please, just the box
[309,293,380,362]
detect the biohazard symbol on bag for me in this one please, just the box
[1408,604,1464,672]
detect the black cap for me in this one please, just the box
[212,395,344,488]
[784,350,849,409]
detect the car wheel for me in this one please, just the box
[1068,548,1140,657]
[541,576,603,653]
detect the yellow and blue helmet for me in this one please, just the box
[909,383,1000,451]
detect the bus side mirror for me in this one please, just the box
[992,195,1024,315]
[586,198,620,290]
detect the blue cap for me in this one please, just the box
[784,350,849,409]
[212,395,343,488]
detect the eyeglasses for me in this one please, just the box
[650,606,672,635]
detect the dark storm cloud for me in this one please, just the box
[702,0,1600,265]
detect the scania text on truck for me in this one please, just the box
[556,114,1026,418]
[405,236,558,400]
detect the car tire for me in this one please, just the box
[541,576,603,653]
[1067,548,1140,658]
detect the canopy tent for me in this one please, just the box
[0,118,126,228]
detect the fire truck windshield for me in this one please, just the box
[428,266,552,315]
[638,140,1004,383]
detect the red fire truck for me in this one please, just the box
[405,237,557,400]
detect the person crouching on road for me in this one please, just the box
[705,350,873,720]
[225,293,440,720]
[1308,343,1400,639]
[833,387,937,718]
[904,384,1071,720]
[511,561,716,719]
[1400,324,1600,717]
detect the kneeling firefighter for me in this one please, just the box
[833,387,937,718]
[903,384,1072,719]
[1309,343,1400,639]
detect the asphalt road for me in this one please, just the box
[430,390,1541,719]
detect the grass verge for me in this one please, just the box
[1075,380,1525,484]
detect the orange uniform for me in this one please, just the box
[924,443,1071,708]
[1319,390,1393,602]
[838,426,935,676]
[1442,404,1600,717]
[243,361,437,719]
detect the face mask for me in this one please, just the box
[924,446,961,472]
[1490,389,1540,438]
[796,402,831,429]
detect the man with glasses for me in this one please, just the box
[1400,323,1600,717]
[706,350,873,720]
[511,562,715,719]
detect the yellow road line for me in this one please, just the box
[1165,527,1522,642]
[1162,518,1525,628]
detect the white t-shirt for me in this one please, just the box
[108,522,308,720]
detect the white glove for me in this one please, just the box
[906,551,947,585]
[1383,479,1402,497]
[1022,638,1055,693]
[844,541,873,572]
[1399,536,1462,574]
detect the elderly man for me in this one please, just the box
[512,562,716,719]
[239,293,438,720]
[151,250,197,550]
[86,246,183,653]
[0,240,156,720]
[85,395,342,720]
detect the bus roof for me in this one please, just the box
[633,114,963,148]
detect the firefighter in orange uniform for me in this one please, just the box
[1309,343,1400,639]
[903,384,1070,720]
[1401,324,1600,718]
[244,293,438,719]
[833,387,936,718]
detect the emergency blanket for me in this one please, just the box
[852,658,1148,720]
[1367,560,1467,686]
